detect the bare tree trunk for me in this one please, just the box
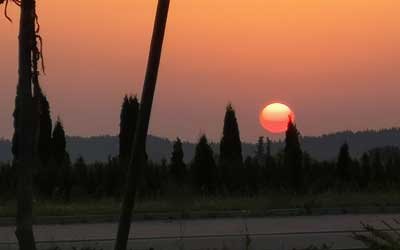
[14,0,37,249]
[114,1,170,249]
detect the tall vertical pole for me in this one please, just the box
[114,1,170,250]
[14,0,37,249]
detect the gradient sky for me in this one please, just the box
[1,0,400,142]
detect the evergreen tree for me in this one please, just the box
[119,95,139,163]
[337,142,352,182]
[284,117,303,191]
[244,156,260,195]
[219,103,243,191]
[74,156,88,194]
[255,136,265,165]
[37,118,67,196]
[52,119,66,165]
[52,119,70,198]
[371,151,384,183]
[263,137,275,188]
[360,153,371,188]
[266,137,272,158]
[60,153,72,202]
[170,137,186,185]
[192,135,217,194]
[38,94,52,165]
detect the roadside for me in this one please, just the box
[2,191,400,225]
[1,206,400,226]
[2,213,399,250]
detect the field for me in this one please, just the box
[1,191,400,218]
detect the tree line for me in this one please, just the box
[1,100,400,200]
[0,1,396,248]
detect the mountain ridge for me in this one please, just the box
[1,128,400,163]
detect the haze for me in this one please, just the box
[1,0,399,142]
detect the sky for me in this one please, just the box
[1,0,400,143]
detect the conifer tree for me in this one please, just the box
[38,94,52,164]
[371,151,384,183]
[255,136,265,165]
[266,137,272,158]
[192,135,217,194]
[170,137,186,185]
[60,152,72,202]
[263,137,275,187]
[284,117,303,191]
[119,96,129,160]
[337,142,352,182]
[360,153,371,188]
[74,156,88,193]
[52,119,66,165]
[37,118,66,196]
[219,103,243,191]
[119,95,139,163]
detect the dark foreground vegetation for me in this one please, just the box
[1,102,400,204]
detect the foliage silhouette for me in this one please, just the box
[284,116,303,192]
[219,103,243,192]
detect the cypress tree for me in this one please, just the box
[219,103,243,191]
[284,117,303,191]
[371,151,384,183]
[192,135,217,194]
[266,138,271,157]
[51,118,72,200]
[61,152,72,202]
[119,96,129,160]
[52,119,66,165]
[263,137,275,188]
[74,156,89,194]
[337,142,351,182]
[38,94,52,164]
[360,153,371,188]
[170,137,186,185]
[255,136,265,165]
[119,95,139,163]
[37,118,66,196]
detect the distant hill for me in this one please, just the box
[1,128,400,163]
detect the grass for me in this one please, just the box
[1,191,400,217]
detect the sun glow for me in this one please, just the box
[259,103,295,134]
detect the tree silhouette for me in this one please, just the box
[73,156,88,193]
[36,118,66,197]
[115,1,170,249]
[38,94,52,165]
[119,95,139,163]
[360,153,371,188]
[255,136,265,165]
[52,119,66,165]
[52,119,71,201]
[337,142,352,182]
[371,151,384,183]
[2,0,45,248]
[192,135,217,194]
[284,116,303,191]
[170,137,186,185]
[219,103,243,192]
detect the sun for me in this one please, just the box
[259,102,295,133]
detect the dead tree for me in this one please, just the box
[114,0,170,249]
[1,0,44,249]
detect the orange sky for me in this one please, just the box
[1,0,400,142]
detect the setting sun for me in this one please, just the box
[260,102,295,134]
